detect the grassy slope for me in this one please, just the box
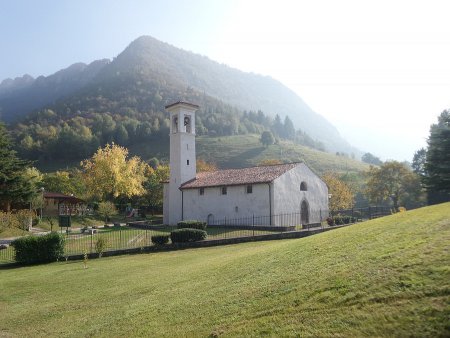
[39,134,368,175]
[131,134,370,175]
[1,203,449,337]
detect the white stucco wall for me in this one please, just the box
[272,163,329,225]
[182,184,271,225]
[163,183,170,224]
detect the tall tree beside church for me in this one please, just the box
[140,165,170,213]
[424,109,450,204]
[0,123,36,211]
[81,143,149,201]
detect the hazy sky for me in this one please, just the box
[1,0,449,161]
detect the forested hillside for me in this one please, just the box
[0,35,358,167]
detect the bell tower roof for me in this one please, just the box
[165,101,199,111]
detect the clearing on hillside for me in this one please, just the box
[0,203,449,337]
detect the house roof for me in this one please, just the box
[180,163,300,189]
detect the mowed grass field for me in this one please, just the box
[1,203,449,337]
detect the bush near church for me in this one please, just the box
[11,232,65,264]
[177,220,207,230]
[151,234,170,245]
[170,228,207,243]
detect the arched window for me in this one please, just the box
[300,182,308,191]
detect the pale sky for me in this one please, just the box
[1,0,449,161]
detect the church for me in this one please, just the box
[163,102,329,226]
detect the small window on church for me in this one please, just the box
[221,186,227,195]
[199,188,204,196]
[187,160,190,165]
[246,185,253,194]
[300,182,308,191]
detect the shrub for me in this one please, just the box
[177,220,207,230]
[11,232,65,264]
[170,228,207,243]
[95,236,108,257]
[334,216,344,225]
[326,217,335,226]
[151,234,170,245]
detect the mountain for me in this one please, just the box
[0,59,109,121]
[0,35,357,157]
[93,36,352,152]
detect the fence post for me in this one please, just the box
[252,214,255,237]
[90,232,93,253]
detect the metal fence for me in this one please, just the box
[208,209,327,228]
[0,206,393,265]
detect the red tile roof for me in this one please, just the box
[180,163,299,189]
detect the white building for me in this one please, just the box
[163,101,329,226]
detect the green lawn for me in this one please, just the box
[1,203,449,337]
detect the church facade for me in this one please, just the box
[163,102,329,226]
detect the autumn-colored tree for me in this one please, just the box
[321,172,354,212]
[196,159,218,172]
[365,161,424,210]
[81,143,148,201]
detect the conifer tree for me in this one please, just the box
[0,123,35,211]
[424,110,450,204]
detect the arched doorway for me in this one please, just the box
[207,214,215,226]
[301,200,309,225]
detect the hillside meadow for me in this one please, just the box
[130,134,369,175]
[1,203,449,337]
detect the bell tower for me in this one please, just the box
[164,101,199,224]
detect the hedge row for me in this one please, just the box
[177,220,207,230]
[327,215,357,226]
[170,228,207,243]
[11,232,65,264]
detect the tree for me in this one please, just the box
[412,148,427,177]
[0,123,36,211]
[321,172,354,212]
[196,159,218,172]
[81,143,149,201]
[272,114,284,138]
[424,109,450,204]
[97,201,118,223]
[42,170,86,198]
[283,116,296,140]
[141,165,170,213]
[362,152,383,166]
[260,131,275,147]
[365,161,424,210]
